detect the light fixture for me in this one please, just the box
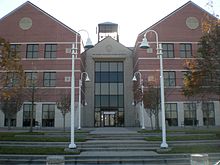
[69,29,93,149]
[132,71,145,129]
[132,75,137,81]
[139,29,168,149]
[139,36,150,49]
[78,72,90,130]
[84,37,94,49]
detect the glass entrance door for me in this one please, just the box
[103,111,115,127]
[104,113,115,127]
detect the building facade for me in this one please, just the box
[0,1,219,128]
[0,1,82,128]
[133,1,220,128]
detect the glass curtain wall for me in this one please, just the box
[94,61,124,127]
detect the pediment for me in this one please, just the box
[0,1,76,42]
[88,37,132,56]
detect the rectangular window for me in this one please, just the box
[5,72,19,87]
[44,44,56,58]
[25,72,37,87]
[162,43,174,58]
[184,103,197,126]
[164,71,176,87]
[202,102,215,126]
[43,72,56,87]
[165,103,178,126]
[180,43,192,58]
[9,44,20,58]
[42,104,55,127]
[26,44,39,58]
[23,104,36,127]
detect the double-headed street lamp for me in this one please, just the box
[139,29,168,148]
[132,71,145,129]
[69,30,93,149]
[78,72,90,130]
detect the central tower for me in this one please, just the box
[97,22,119,42]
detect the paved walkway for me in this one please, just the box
[90,127,138,134]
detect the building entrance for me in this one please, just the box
[103,111,116,127]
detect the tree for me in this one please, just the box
[143,82,160,130]
[183,17,220,98]
[56,91,71,132]
[0,37,25,129]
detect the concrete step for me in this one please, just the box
[1,153,219,165]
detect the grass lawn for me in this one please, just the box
[0,146,80,155]
[159,145,220,154]
[0,132,87,142]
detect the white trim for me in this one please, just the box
[21,58,79,60]
[137,57,196,60]
[138,69,189,72]
[11,42,77,45]
[24,70,81,72]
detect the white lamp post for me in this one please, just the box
[132,71,145,129]
[78,72,90,130]
[69,30,93,149]
[139,29,168,148]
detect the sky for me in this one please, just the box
[0,0,219,47]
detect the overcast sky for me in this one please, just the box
[0,0,219,47]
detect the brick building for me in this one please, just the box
[133,1,220,127]
[0,1,82,128]
[0,1,219,128]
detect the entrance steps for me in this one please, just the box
[0,127,220,164]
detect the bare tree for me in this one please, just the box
[56,91,71,132]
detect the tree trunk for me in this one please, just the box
[7,117,11,130]
[29,86,35,133]
[150,112,153,130]
[63,114,66,132]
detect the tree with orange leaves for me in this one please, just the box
[183,18,220,98]
[0,37,25,129]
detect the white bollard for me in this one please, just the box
[191,154,209,165]
[46,155,65,165]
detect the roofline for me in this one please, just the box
[139,1,217,36]
[0,1,78,35]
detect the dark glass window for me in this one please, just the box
[184,103,197,126]
[162,43,174,58]
[180,43,192,58]
[9,44,20,58]
[45,44,56,58]
[43,72,56,87]
[94,61,124,127]
[165,103,178,126]
[25,72,37,87]
[164,71,176,87]
[26,44,39,58]
[202,102,215,126]
[23,104,36,127]
[42,104,55,127]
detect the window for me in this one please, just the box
[165,103,178,126]
[5,72,19,87]
[184,103,197,126]
[162,43,174,58]
[25,72,37,87]
[26,44,38,58]
[164,71,176,87]
[42,104,55,127]
[43,72,56,87]
[9,44,20,58]
[23,104,36,127]
[94,62,124,127]
[202,102,215,126]
[44,44,56,58]
[180,43,192,58]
